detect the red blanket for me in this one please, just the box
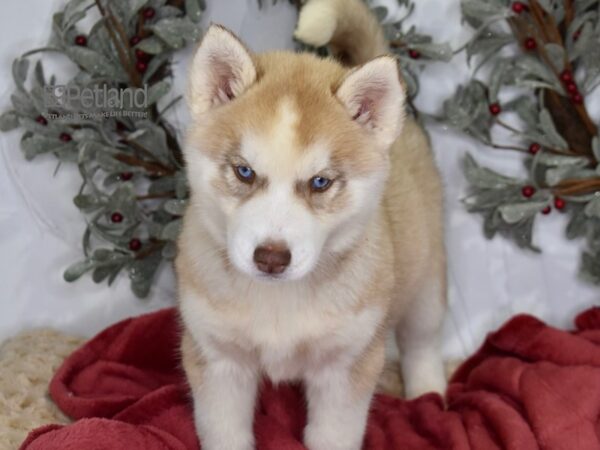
[21,307,600,450]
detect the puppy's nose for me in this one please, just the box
[253,241,291,275]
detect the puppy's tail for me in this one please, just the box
[294,0,388,67]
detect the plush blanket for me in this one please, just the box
[20,307,600,450]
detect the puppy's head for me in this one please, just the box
[184,25,405,282]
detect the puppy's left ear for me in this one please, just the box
[187,25,257,117]
[335,56,406,149]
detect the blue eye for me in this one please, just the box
[234,165,255,183]
[310,176,333,192]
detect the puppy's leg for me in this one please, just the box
[303,336,384,450]
[181,332,258,450]
[395,270,447,399]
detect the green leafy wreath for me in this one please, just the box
[440,0,600,284]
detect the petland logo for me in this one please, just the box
[43,85,148,119]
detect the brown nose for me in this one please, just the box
[253,242,291,275]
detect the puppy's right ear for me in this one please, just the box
[187,25,257,117]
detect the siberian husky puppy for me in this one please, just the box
[177,0,447,449]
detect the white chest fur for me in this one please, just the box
[180,284,384,382]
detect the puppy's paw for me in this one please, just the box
[402,352,447,399]
[304,423,362,450]
[200,434,254,450]
[294,0,337,48]
[404,369,447,399]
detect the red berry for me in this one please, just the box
[566,82,578,94]
[142,7,155,19]
[524,37,537,50]
[120,172,133,181]
[128,238,142,251]
[135,49,150,62]
[136,61,148,73]
[130,35,141,46]
[408,49,421,59]
[116,121,127,131]
[554,197,566,210]
[541,206,551,215]
[111,212,124,223]
[74,35,87,46]
[522,185,536,198]
[529,143,541,154]
[571,92,583,104]
[35,115,47,126]
[489,103,502,115]
[59,132,72,142]
[560,70,573,83]
[574,29,581,41]
[512,2,525,13]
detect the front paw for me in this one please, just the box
[401,352,447,399]
[405,370,447,399]
[200,433,255,450]
[304,423,363,450]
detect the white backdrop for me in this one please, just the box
[0,0,598,360]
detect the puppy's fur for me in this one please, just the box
[177,1,447,449]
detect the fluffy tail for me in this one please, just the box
[294,0,388,66]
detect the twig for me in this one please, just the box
[121,137,159,160]
[114,153,175,176]
[546,146,591,157]
[134,239,165,260]
[390,40,407,49]
[508,12,598,145]
[527,3,597,136]
[488,142,529,153]
[118,133,179,171]
[554,177,600,196]
[528,1,555,43]
[563,0,575,31]
[94,0,141,87]
[495,118,522,134]
[137,191,175,200]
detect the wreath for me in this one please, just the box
[441,0,600,284]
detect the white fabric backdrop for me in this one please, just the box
[0,0,598,360]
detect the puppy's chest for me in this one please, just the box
[204,299,382,382]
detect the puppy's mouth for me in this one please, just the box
[255,271,287,282]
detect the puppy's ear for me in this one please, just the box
[335,56,406,149]
[188,25,257,117]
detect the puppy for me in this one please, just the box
[177,0,447,449]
